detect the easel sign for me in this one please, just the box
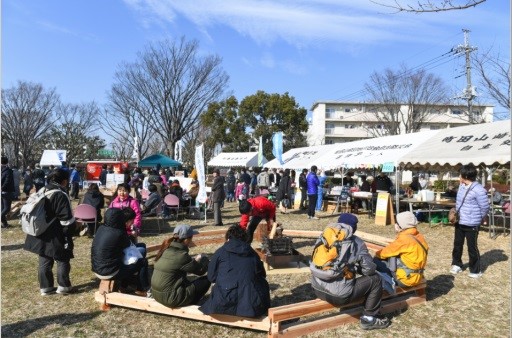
[374,192,395,226]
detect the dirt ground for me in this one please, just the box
[1,199,510,337]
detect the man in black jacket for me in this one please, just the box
[32,164,46,191]
[1,156,15,228]
[298,169,308,210]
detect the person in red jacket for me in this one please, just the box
[238,196,276,244]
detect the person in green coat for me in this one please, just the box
[151,224,211,307]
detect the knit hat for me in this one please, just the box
[396,211,418,230]
[338,213,358,233]
[173,224,199,239]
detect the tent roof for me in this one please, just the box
[138,154,181,168]
[399,120,511,169]
[207,152,267,168]
[40,150,67,167]
[264,144,338,170]
[314,130,438,170]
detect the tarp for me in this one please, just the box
[138,154,181,168]
[40,150,66,167]
[207,152,267,168]
[399,120,511,169]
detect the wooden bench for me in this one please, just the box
[267,280,426,337]
[94,228,426,335]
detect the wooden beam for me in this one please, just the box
[94,291,270,332]
[282,229,391,246]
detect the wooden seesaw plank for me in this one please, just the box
[94,291,270,332]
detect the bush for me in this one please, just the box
[432,180,459,191]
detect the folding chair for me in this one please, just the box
[164,194,185,221]
[150,200,166,234]
[74,204,98,235]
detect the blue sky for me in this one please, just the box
[2,0,510,116]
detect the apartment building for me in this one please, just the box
[307,101,494,146]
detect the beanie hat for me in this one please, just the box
[396,211,418,230]
[338,213,358,233]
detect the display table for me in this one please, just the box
[400,198,454,226]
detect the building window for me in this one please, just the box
[326,108,335,113]
[325,139,334,145]
[430,125,441,130]
[345,108,350,112]
[345,124,355,129]
[326,112,335,119]
[451,109,462,115]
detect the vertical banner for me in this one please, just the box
[272,132,284,165]
[178,140,183,163]
[132,135,140,162]
[258,136,263,167]
[195,144,207,204]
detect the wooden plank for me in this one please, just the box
[282,229,391,246]
[95,291,270,332]
[274,294,426,337]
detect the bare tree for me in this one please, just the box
[364,64,448,136]
[370,0,486,13]
[473,49,511,111]
[43,102,103,164]
[1,81,59,168]
[108,37,229,159]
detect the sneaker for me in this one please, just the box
[40,287,57,296]
[310,216,320,220]
[79,228,88,237]
[1,222,9,229]
[450,265,462,274]
[360,316,391,330]
[468,272,483,279]
[56,286,73,295]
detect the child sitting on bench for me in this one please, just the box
[374,211,429,289]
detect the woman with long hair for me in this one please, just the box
[151,224,211,307]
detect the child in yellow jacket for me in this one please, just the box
[374,211,428,288]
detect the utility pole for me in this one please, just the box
[453,29,478,123]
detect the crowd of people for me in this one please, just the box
[1,155,497,331]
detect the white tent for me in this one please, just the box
[264,144,338,170]
[207,152,267,168]
[40,150,67,167]
[399,120,511,169]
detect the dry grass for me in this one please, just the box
[1,200,511,337]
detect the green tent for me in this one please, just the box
[138,154,181,168]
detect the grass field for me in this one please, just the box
[1,199,510,337]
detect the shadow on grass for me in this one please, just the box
[73,279,100,294]
[481,249,508,272]
[1,244,24,251]
[1,311,102,337]
[426,274,455,301]
[271,283,316,307]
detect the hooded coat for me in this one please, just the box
[90,208,131,278]
[199,238,270,317]
[310,223,376,302]
[23,182,76,261]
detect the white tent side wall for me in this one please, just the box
[207,152,267,168]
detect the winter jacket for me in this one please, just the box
[1,165,15,193]
[23,183,76,260]
[32,168,46,186]
[374,228,428,287]
[199,238,271,317]
[99,169,108,186]
[70,169,80,183]
[306,172,319,195]
[109,195,142,232]
[457,181,489,227]
[82,190,105,222]
[240,172,251,185]
[375,175,392,192]
[310,223,376,302]
[91,208,132,278]
[299,173,307,190]
[143,191,161,213]
[151,241,209,307]
[239,196,276,230]
[276,174,291,201]
[168,184,184,200]
[257,172,270,188]
[225,173,236,192]
[235,183,248,200]
[211,176,226,203]
[360,181,371,192]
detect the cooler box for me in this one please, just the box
[420,190,435,202]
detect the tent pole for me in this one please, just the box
[395,164,400,217]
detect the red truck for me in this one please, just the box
[85,161,130,181]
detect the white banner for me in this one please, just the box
[195,144,207,204]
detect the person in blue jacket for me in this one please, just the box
[199,225,271,318]
[306,165,320,220]
[316,169,327,212]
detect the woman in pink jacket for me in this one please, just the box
[109,183,142,241]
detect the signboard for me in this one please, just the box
[374,192,395,226]
[106,173,125,190]
[381,162,395,173]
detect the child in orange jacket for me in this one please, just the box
[374,211,429,288]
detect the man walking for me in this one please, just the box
[1,156,15,228]
[69,164,80,200]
